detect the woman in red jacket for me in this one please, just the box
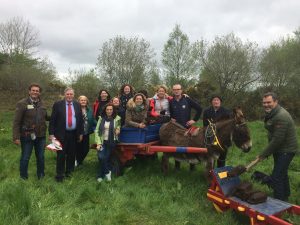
[148,85,172,123]
[93,89,111,120]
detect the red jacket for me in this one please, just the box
[149,96,173,117]
[93,99,110,119]
[93,99,100,118]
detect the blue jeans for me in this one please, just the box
[20,136,45,179]
[271,152,295,201]
[97,141,115,178]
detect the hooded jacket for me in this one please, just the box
[125,94,148,128]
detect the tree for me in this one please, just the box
[146,61,162,95]
[162,24,202,88]
[0,17,59,104]
[260,35,300,91]
[97,36,156,94]
[200,33,259,102]
[0,17,40,60]
[259,31,300,120]
[0,53,57,91]
[68,68,103,101]
[186,81,217,107]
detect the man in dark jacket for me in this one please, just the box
[203,95,230,127]
[169,84,202,128]
[257,92,298,201]
[203,95,230,168]
[13,83,48,180]
[49,87,84,182]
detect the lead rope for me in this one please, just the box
[206,119,225,152]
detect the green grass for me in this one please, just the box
[0,111,300,225]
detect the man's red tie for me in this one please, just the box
[68,103,72,127]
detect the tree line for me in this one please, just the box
[1,17,300,121]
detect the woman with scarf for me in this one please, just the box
[75,96,96,167]
[93,89,111,120]
[95,103,121,182]
[112,97,126,126]
[125,93,148,128]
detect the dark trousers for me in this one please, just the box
[56,131,77,179]
[75,134,90,165]
[20,136,45,179]
[217,150,227,168]
[271,152,295,201]
[97,141,115,178]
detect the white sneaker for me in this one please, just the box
[75,160,78,167]
[97,178,103,183]
[105,171,112,181]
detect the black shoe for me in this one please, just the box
[55,176,64,182]
[20,176,28,180]
[251,171,269,182]
[65,173,72,178]
[38,174,45,180]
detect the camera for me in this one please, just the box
[30,133,36,140]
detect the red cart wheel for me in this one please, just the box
[212,202,228,213]
[211,186,229,213]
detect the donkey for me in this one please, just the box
[159,108,252,180]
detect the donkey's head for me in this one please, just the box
[231,107,252,152]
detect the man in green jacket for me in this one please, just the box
[258,92,298,201]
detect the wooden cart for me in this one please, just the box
[110,124,207,176]
[207,166,300,225]
[110,141,207,176]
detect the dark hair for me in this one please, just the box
[210,94,222,102]
[98,89,111,101]
[28,83,42,92]
[263,92,278,101]
[133,93,147,106]
[137,90,148,98]
[101,103,117,118]
[119,84,134,96]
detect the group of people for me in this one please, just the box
[12,83,298,202]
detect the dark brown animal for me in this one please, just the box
[160,108,252,180]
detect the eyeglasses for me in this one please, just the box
[172,89,181,91]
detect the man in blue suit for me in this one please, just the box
[49,87,83,182]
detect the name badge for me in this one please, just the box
[27,105,34,109]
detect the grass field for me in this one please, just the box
[0,111,299,225]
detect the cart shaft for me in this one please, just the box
[149,146,207,153]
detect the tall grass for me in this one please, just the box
[0,111,299,225]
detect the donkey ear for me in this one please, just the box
[233,106,242,114]
[233,107,245,122]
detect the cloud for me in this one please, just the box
[0,0,299,76]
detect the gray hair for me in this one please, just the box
[64,87,74,94]
[263,92,278,101]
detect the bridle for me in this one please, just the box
[204,119,225,151]
[204,114,247,152]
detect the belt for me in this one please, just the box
[66,130,76,133]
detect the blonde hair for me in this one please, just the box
[156,85,168,93]
[78,95,89,105]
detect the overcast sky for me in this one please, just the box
[1,0,299,77]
